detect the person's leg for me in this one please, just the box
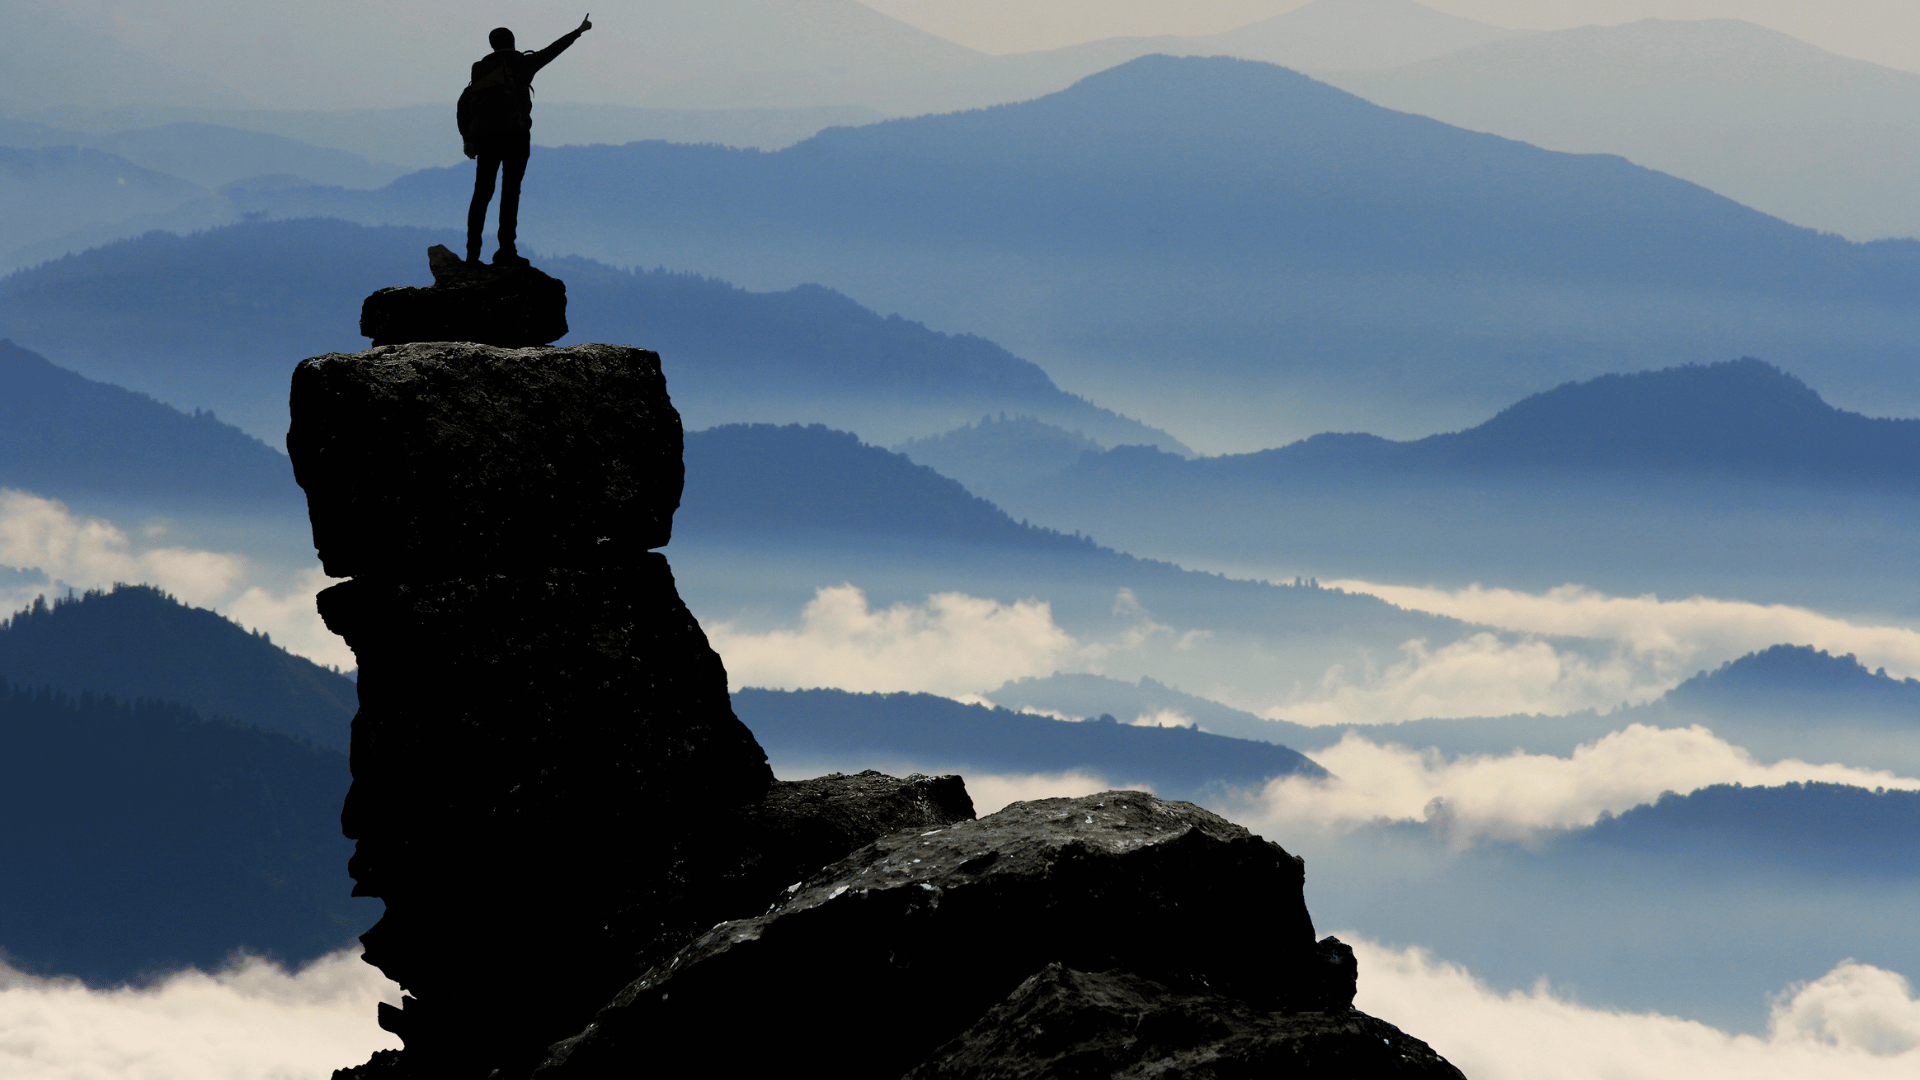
[496,139,531,261]
[467,150,503,263]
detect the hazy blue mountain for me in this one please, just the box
[986,672,1322,747]
[683,424,1101,553]
[0,586,357,752]
[978,644,1920,775]
[732,687,1323,802]
[0,218,1178,450]
[0,117,406,189]
[19,103,887,170]
[1075,359,1920,491]
[976,360,1920,615]
[0,339,298,507]
[0,145,208,263]
[0,683,368,984]
[1667,644,1920,720]
[221,54,1920,447]
[670,422,1493,710]
[895,414,1111,492]
[1298,777,1920,1035]
[1563,782,1920,876]
[1326,19,1920,241]
[89,122,407,190]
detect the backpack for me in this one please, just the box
[457,54,534,156]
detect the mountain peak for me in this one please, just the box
[1430,358,1918,479]
[1666,644,1920,714]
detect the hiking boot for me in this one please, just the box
[493,247,529,268]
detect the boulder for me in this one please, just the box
[360,245,567,347]
[534,792,1330,1080]
[288,341,681,580]
[906,964,1467,1080]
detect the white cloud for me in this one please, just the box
[705,584,1085,698]
[1131,708,1196,729]
[965,770,1151,816]
[1250,579,1920,726]
[1239,724,1920,841]
[0,948,398,1080]
[0,490,352,669]
[1331,579,1920,682]
[1351,937,1920,1080]
[1273,631,1658,726]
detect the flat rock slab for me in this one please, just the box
[288,341,681,579]
[535,792,1325,1080]
[361,245,567,348]
[907,964,1467,1080]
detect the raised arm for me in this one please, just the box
[528,15,591,74]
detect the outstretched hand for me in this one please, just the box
[578,14,592,33]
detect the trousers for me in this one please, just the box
[468,136,532,260]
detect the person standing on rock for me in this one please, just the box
[460,15,592,266]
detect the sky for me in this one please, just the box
[8,0,1920,116]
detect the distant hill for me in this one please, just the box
[1154,359,1920,490]
[732,687,1323,801]
[668,421,1484,713]
[0,118,405,189]
[0,217,1179,450]
[964,359,1920,610]
[0,585,357,751]
[1666,645,1920,721]
[907,354,1920,500]
[682,423,1101,553]
[986,672,1323,747]
[896,414,1111,493]
[221,54,1920,447]
[0,339,298,506]
[0,683,368,984]
[1560,782,1920,877]
[0,145,208,264]
[1326,19,1920,241]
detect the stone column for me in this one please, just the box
[290,341,772,1078]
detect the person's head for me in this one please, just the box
[489,27,515,52]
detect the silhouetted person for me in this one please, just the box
[462,16,592,266]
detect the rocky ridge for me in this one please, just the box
[309,251,1466,1079]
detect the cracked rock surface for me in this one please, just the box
[535,792,1331,1080]
[907,963,1468,1080]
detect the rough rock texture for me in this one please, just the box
[293,341,770,1080]
[632,770,981,983]
[289,342,681,578]
[360,245,567,347]
[906,964,1467,1080]
[535,792,1336,1080]
[733,770,977,909]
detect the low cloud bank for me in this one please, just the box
[1257,579,1920,726]
[1332,579,1920,683]
[706,584,1086,698]
[0,948,398,1080]
[1241,725,1920,841]
[1352,937,1920,1079]
[0,490,351,669]
[1273,631,1657,726]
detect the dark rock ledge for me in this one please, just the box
[304,262,1466,1079]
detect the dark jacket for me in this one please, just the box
[463,31,582,145]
